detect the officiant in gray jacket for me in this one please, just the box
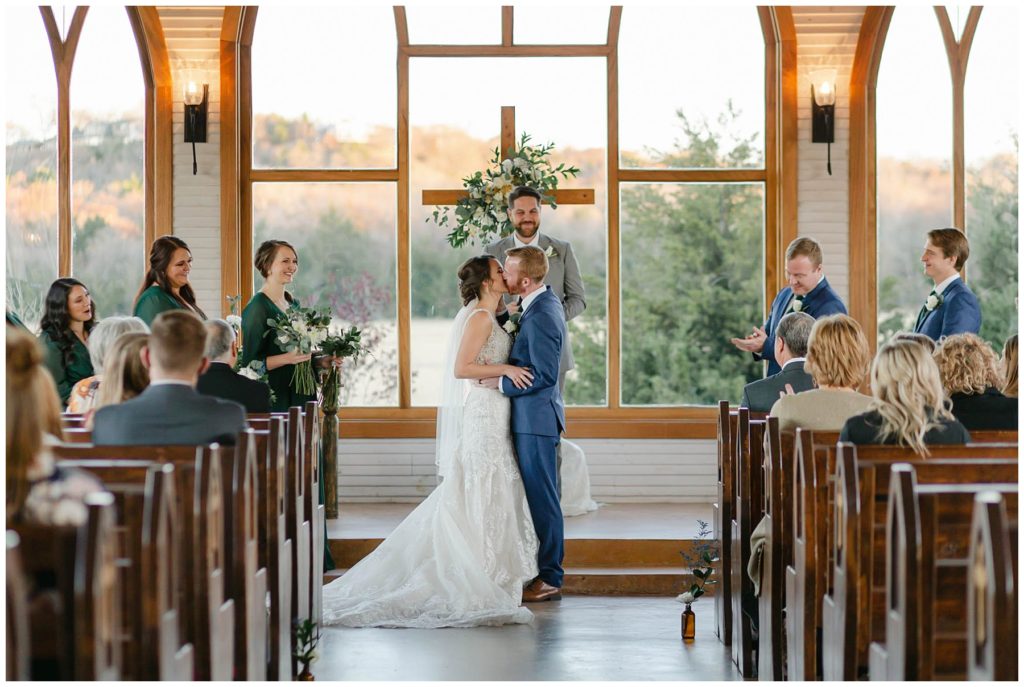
[487,186,586,394]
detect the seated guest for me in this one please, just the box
[741,312,815,412]
[841,340,970,455]
[934,333,1017,430]
[6,327,103,526]
[88,332,151,427]
[92,311,245,447]
[38,277,96,406]
[197,319,272,413]
[913,227,982,340]
[892,331,937,354]
[1001,334,1017,398]
[67,316,149,414]
[770,314,873,431]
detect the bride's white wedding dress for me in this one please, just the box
[321,308,539,628]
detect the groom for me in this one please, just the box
[483,244,567,602]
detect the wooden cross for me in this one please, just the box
[421,106,595,206]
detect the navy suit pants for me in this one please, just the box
[514,432,564,588]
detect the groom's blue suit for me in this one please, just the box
[501,286,567,588]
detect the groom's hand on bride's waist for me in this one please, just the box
[477,377,501,390]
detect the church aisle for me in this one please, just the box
[314,595,740,681]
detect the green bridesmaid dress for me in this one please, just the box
[240,292,315,413]
[39,330,94,405]
[133,285,189,327]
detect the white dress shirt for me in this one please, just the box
[933,273,960,296]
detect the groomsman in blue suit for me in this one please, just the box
[732,237,847,376]
[913,227,982,341]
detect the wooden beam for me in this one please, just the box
[618,169,766,183]
[393,6,408,47]
[249,169,399,183]
[607,6,622,49]
[421,188,595,206]
[502,6,513,47]
[397,39,411,408]
[500,105,516,159]
[402,44,610,58]
[607,29,620,408]
[238,8,257,307]
[220,7,242,315]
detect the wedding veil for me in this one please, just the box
[435,299,478,479]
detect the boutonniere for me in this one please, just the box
[502,312,522,337]
[791,295,804,312]
[925,291,943,312]
[544,245,557,259]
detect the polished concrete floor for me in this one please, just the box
[313,595,740,681]
[328,502,716,540]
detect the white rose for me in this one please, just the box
[676,591,694,604]
[791,297,803,312]
[503,321,517,334]
[482,214,495,227]
[513,157,530,172]
[501,159,514,174]
[238,366,261,381]
[544,245,557,259]
[226,314,242,329]
[926,294,940,311]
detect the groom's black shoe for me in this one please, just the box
[522,579,562,602]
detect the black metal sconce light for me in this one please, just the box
[183,75,208,175]
[810,68,837,176]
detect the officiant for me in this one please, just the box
[487,186,586,394]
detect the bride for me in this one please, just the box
[321,255,540,628]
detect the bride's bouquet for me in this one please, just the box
[318,326,369,410]
[267,304,331,396]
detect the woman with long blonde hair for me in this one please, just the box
[1001,334,1018,398]
[89,332,150,424]
[840,339,970,455]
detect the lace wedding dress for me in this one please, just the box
[322,309,539,628]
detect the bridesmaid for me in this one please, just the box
[38,278,96,405]
[133,236,207,326]
[241,239,315,412]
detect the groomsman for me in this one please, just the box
[731,237,846,376]
[487,186,586,395]
[913,227,981,341]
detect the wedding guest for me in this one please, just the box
[198,319,272,413]
[913,227,981,340]
[7,326,103,526]
[89,332,151,425]
[934,333,1017,430]
[240,239,315,412]
[92,311,245,446]
[67,316,149,414]
[892,331,937,354]
[741,312,815,412]
[770,314,873,431]
[840,339,970,455]
[38,277,96,405]
[732,237,846,376]
[133,236,208,326]
[1001,334,1017,398]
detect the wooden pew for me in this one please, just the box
[729,409,764,677]
[303,400,325,624]
[55,459,193,680]
[821,443,1018,680]
[756,416,794,680]
[867,465,1017,680]
[52,444,234,680]
[60,413,85,429]
[220,432,269,680]
[11,492,121,680]
[6,531,31,681]
[251,419,294,681]
[784,428,841,681]
[714,401,737,646]
[64,427,93,444]
[967,491,1019,681]
[970,429,1018,443]
[287,406,313,628]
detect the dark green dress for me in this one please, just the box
[240,292,315,413]
[39,330,94,405]
[133,285,197,327]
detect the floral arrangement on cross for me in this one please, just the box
[426,133,580,248]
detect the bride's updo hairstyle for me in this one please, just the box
[458,255,494,305]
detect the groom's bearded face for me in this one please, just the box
[508,198,541,240]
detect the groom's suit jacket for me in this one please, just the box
[913,277,982,341]
[487,233,585,373]
[757,277,846,376]
[502,286,567,437]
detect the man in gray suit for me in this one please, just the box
[487,186,586,395]
[93,310,246,446]
[741,312,815,413]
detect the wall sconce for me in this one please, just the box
[183,73,208,175]
[810,68,837,176]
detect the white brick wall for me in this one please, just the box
[337,439,717,503]
[158,6,224,317]
[794,6,866,307]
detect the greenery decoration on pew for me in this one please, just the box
[318,326,369,410]
[677,519,718,604]
[292,618,320,680]
[426,133,580,248]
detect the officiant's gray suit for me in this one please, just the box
[487,233,586,392]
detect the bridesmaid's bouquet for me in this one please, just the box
[267,304,331,396]
[318,326,368,410]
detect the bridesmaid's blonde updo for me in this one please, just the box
[458,255,495,306]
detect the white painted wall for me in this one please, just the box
[337,438,717,503]
[158,6,224,317]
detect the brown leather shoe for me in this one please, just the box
[522,579,562,602]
